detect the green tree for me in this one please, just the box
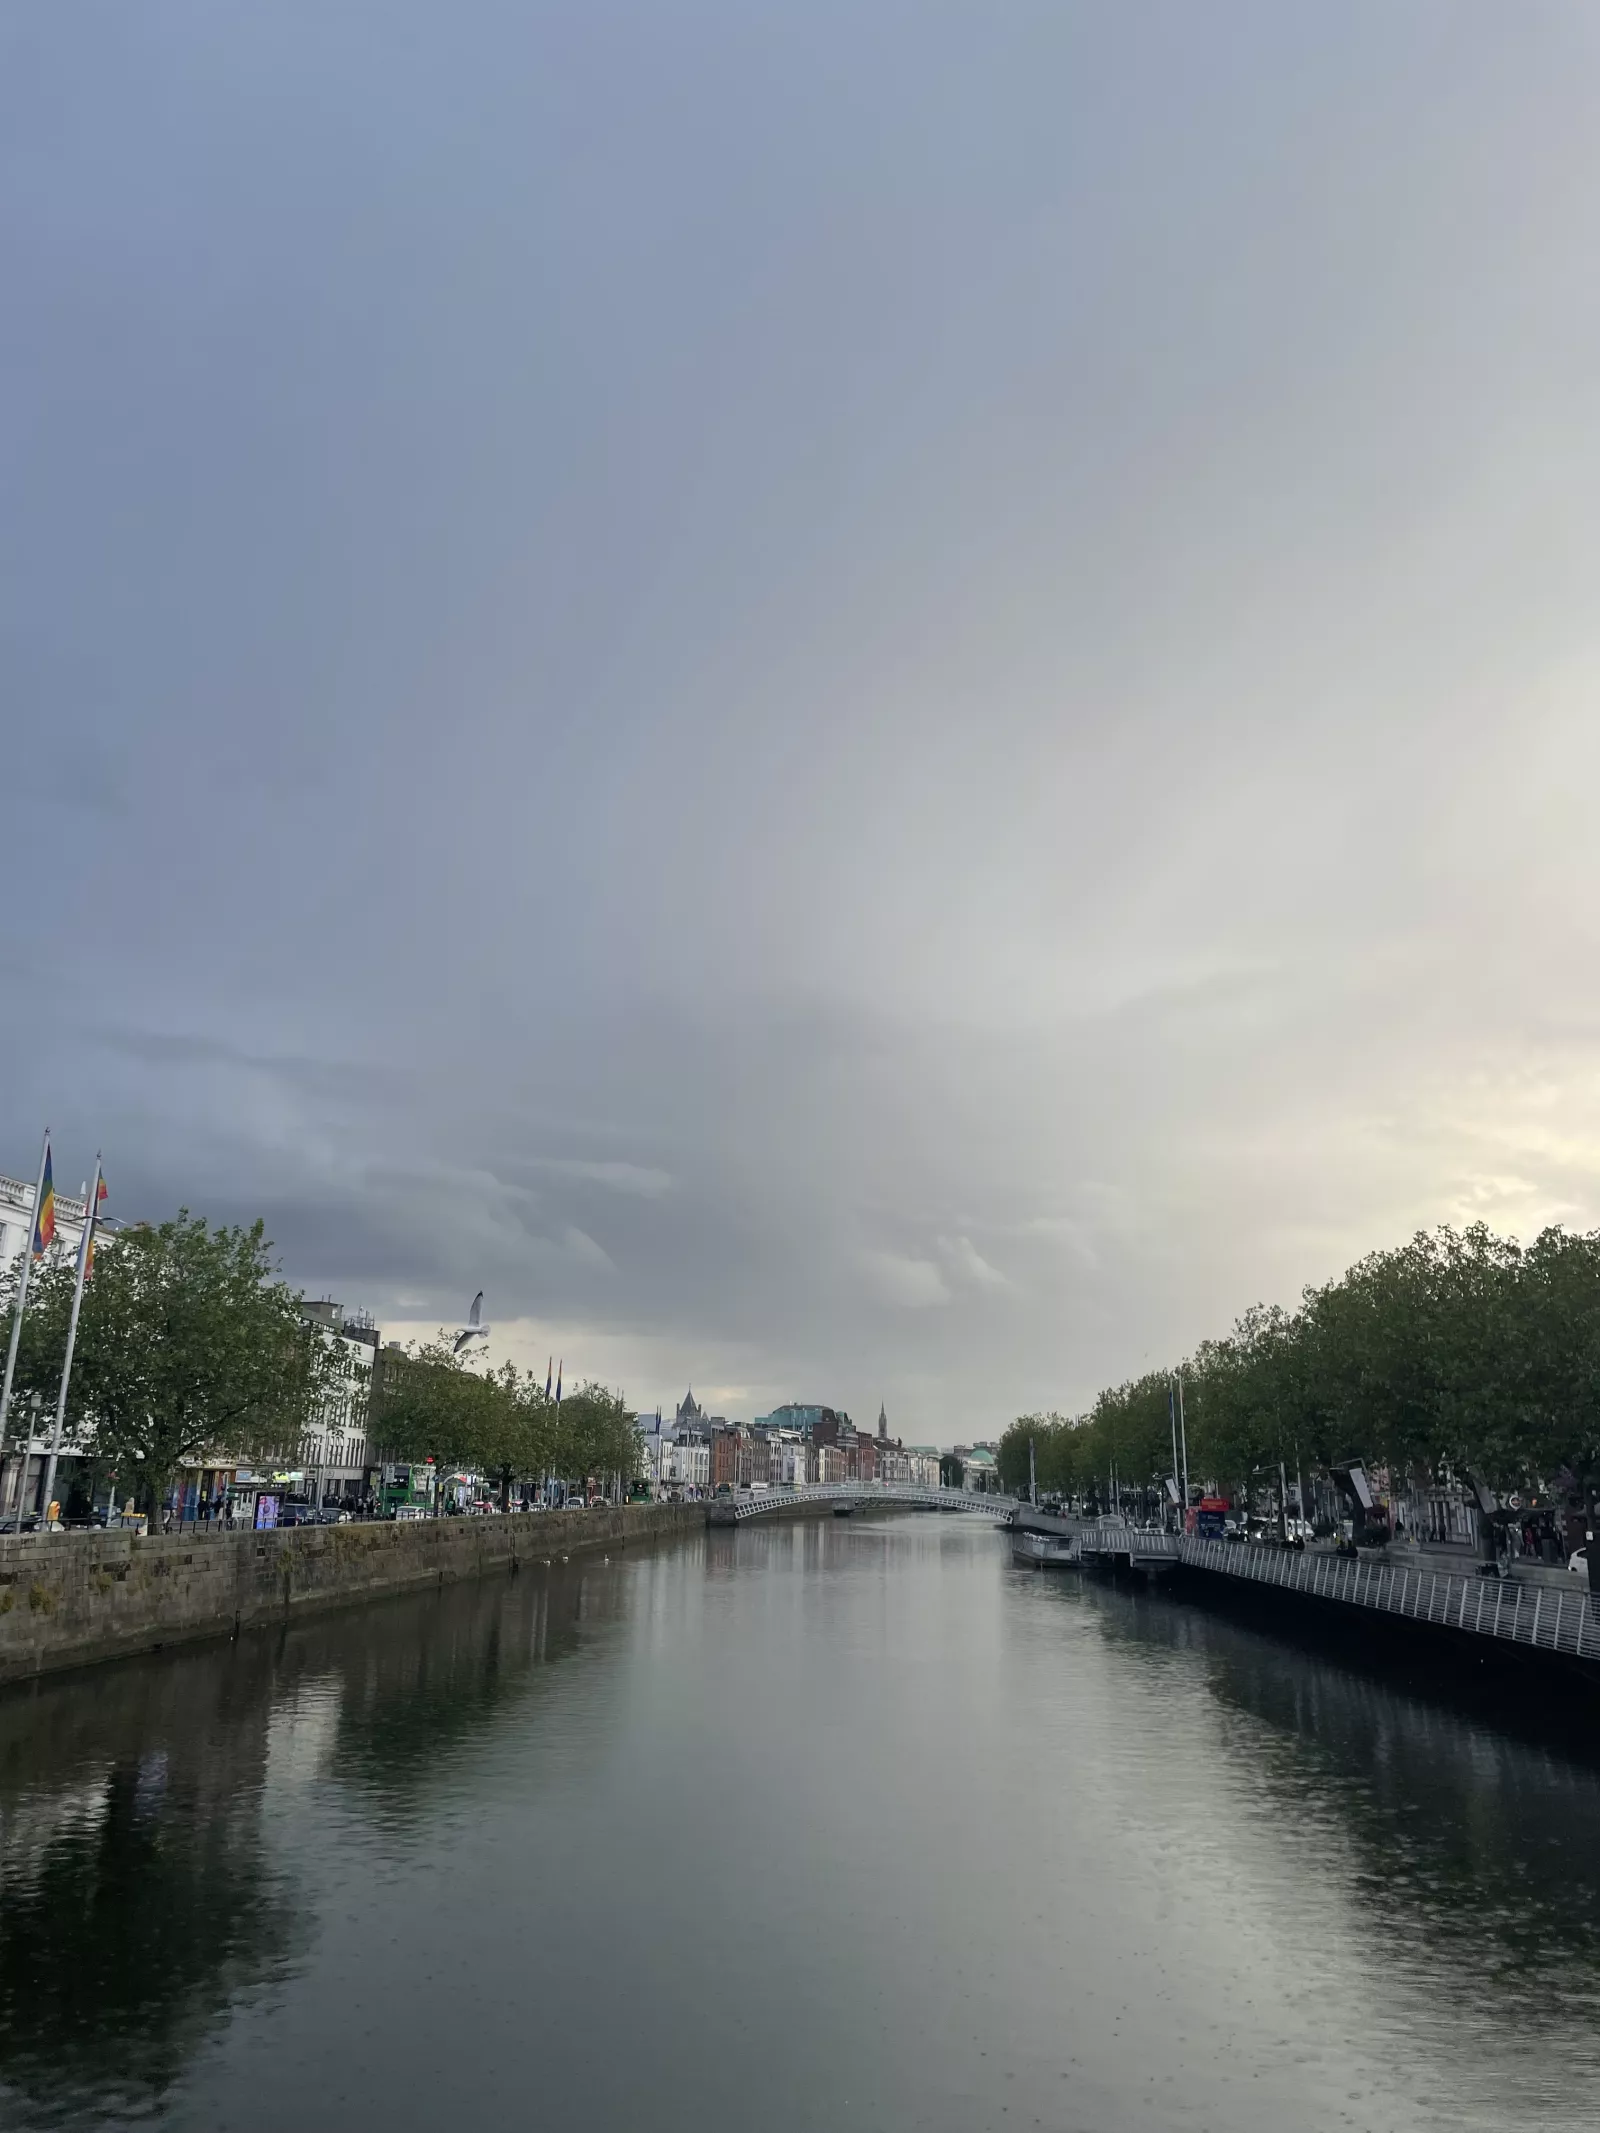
[5,1214,331,1517]
[1034,1217,1600,1525]
[556,1383,641,1493]
[1518,1227,1600,1489]
[371,1341,509,1484]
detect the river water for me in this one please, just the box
[0,1515,1597,2132]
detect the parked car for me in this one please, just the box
[393,1505,428,1523]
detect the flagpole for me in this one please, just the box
[40,1155,100,1527]
[0,1130,51,1529]
[1169,1378,1181,1533]
[1176,1365,1190,1512]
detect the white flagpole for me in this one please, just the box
[40,1154,100,1527]
[0,1130,51,1527]
[1169,1377,1181,1534]
[1177,1365,1190,1511]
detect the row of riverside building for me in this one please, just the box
[1,1172,980,1521]
[649,1391,960,1495]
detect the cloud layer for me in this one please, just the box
[8,6,1600,1435]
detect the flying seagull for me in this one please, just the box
[453,1291,490,1357]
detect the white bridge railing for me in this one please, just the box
[1180,1535,1599,1661]
[720,1483,1015,1522]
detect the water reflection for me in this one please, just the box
[0,1552,633,2127]
[0,1641,300,2126]
[1066,1576,1600,2048]
[0,1527,1597,2133]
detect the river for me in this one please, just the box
[0,1514,1596,2131]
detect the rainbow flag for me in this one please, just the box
[32,1147,55,1255]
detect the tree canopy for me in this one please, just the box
[998,1222,1600,1504]
[372,1346,641,1493]
[1,1208,645,1512]
[4,1214,332,1515]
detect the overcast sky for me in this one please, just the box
[6,5,1600,1439]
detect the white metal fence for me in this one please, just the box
[1180,1535,1599,1661]
[1075,1522,1181,1561]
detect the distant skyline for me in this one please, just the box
[8,7,1600,1442]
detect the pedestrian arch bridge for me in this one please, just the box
[709,1483,1016,1525]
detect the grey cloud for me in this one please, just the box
[858,1252,951,1313]
[937,1237,1009,1292]
[515,1158,675,1200]
[7,6,1600,1433]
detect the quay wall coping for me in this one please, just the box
[0,1503,706,1688]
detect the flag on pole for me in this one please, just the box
[40,1154,101,1531]
[85,1170,106,1280]
[555,1362,562,1408]
[32,1146,55,1255]
[545,1357,552,1401]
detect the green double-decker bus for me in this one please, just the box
[380,1463,435,1517]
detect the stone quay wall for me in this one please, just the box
[0,1502,707,1687]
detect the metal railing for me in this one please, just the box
[721,1483,1016,1522]
[1013,1530,1082,1563]
[1075,1522,1181,1560]
[1179,1535,1599,1661]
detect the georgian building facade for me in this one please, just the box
[296,1300,380,1503]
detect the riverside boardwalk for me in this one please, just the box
[1182,1530,1600,1666]
[1033,1514,1600,1682]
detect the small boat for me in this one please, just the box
[832,1500,856,1517]
[1012,1530,1078,1569]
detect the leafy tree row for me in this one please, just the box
[373,1344,642,1499]
[999,1223,1600,1506]
[1,1210,643,1514]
